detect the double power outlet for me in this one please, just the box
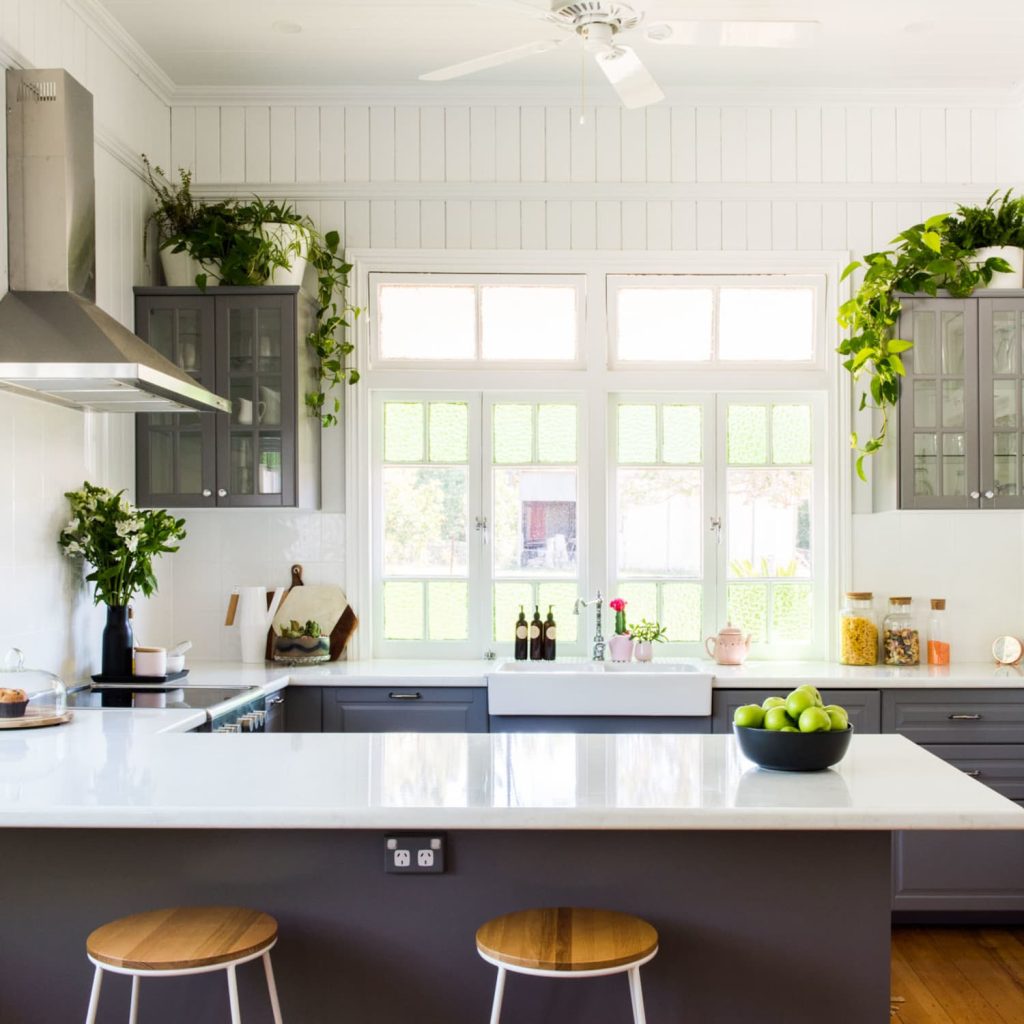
[385,834,446,874]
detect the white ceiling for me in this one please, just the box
[99,0,1024,93]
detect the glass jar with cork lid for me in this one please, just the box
[839,592,878,665]
[927,599,950,665]
[883,597,920,666]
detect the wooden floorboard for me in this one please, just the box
[892,928,1024,1024]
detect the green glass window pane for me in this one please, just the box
[427,581,468,640]
[383,582,423,640]
[772,584,813,643]
[771,405,812,464]
[494,404,533,464]
[662,406,702,464]
[384,402,424,462]
[662,583,702,643]
[428,402,469,463]
[493,581,535,642]
[537,582,579,642]
[727,583,767,642]
[727,405,768,465]
[615,582,657,628]
[618,405,657,463]
[537,405,577,463]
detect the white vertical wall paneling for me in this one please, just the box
[244,106,270,183]
[546,200,571,249]
[420,107,446,181]
[595,106,621,182]
[621,200,645,249]
[369,106,396,183]
[470,107,497,182]
[345,200,370,248]
[821,201,846,250]
[895,108,921,184]
[170,107,195,174]
[996,107,1024,182]
[846,200,873,265]
[721,199,746,250]
[645,107,671,182]
[746,201,772,249]
[395,106,421,183]
[596,200,621,249]
[797,201,822,250]
[696,200,721,250]
[520,199,545,248]
[471,200,497,248]
[820,107,847,183]
[195,107,221,182]
[445,107,471,183]
[495,200,521,249]
[670,106,696,182]
[319,107,345,181]
[896,202,923,235]
[945,108,972,183]
[620,107,646,182]
[221,106,247,181]
[671,200,697,249]
[446,200,472,248]
[545,106,571,182]
[295,105,320,183]
[870,107,897,183]
[420,200,445,247]
[571,200,597,250]
[345,106,370,183]
[771,201,797,249]
[720,107,746,183]
[920,107,947,183]
[796,107,822,182]
[395,200,421,248]
[494,106,521,182]
[270,106,296,184]
[845,107,872,183]
[871,201,900,250]
[520,107,546,182]
[570,107,596,182]
[745,108,772,182]
[970,109,997,183]
[646,200,671,250]
[770,107,797,181]
[695,107,721,182]
[370,200,395,248]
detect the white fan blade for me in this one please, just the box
[645,20,821,48]
[594,45,665,109]
[472,0,559,15]
[420,38,565,82]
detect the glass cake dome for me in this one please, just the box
[0,649,67,722]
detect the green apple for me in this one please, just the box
[733,704,765,729]
[764,706,796,731]
[780,726,800,732]
[796,684,824,707]
[798,706,832,733]
[761,696,787,711]
[823,704,849,731]
[785,688,817,721]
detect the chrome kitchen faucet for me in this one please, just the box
[573,590,606,661]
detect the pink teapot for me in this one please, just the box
[705,623,752,665]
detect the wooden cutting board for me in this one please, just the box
[0,709,73,729]
[264,565,358,661]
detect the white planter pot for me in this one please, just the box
[264,223,310,287]
[975,246,1024,289]
[634,641,653,663]
[159,247,218,288]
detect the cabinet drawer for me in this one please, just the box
[922,743,1024,801]
[882,689,1024,743]
[322,686,488,733]
[711,689,881,734]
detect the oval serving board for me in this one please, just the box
[0,709,73,730]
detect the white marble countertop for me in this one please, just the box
[161,659,1024,691]
[2,712,1021,830]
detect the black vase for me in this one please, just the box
[101,605,134,678]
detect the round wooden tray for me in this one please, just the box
[0,709,73,730]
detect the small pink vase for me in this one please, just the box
[608,634,634,662]
[634,641,653,663]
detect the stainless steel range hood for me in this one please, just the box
[0,68,229,414]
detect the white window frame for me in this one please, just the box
[342,250,851,664]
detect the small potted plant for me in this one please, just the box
[273,619,330,664]
[946,190,1024,288]
[607,598,633,662]
[629,619,668,663]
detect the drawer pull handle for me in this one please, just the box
[948,713,982,720]
[388,692,422,701]
[963,769,983,778]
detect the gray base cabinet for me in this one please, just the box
[711,689,882,734]
[322,686,488,733]
[490,715,711,734]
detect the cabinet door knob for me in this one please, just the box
[217,488,228,497]
[984,490,995,500]
[202,488,212,497]
[969,491,981,500]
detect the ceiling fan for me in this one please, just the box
[419,2,821,110]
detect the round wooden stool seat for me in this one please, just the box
[476,907,658,973]
[87,906,279,971]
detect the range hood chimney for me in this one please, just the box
[0,68,229,414]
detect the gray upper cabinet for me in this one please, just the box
[898,294,1024,509]
[135,287,319,509]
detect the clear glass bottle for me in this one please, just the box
[883,597,920,666]
[927,599,950,666]
[839,592,878,666]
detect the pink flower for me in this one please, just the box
[609,598,626,612]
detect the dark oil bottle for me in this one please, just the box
[543,606,557,661]
[514,606,529,661]
[529,606,544,660]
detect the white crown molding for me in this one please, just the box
[66,0,175,107]
[190,180,1022,204]
[94,124,151,182]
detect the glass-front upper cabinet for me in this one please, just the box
[135,288,310,509]
[979,299,1024,509]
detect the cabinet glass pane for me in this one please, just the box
[179,433,203,493]
[942,433,966,496]
[994,379,1017,429]
[993,311,1018,373]
[941,380,964,429]
[229,309,254,373]
[427,581,468,640]
[178,309,201,374]
[493,469,577,576]
[911,312,937,373]
[493,405,533,464]
[913,380,937,428]
[258,380,282,427]
[383,582,424,640]
[617,469,701,577]
[617,405,657,464]
[994,434,1018,496]
[232,383,255,426]
[913,434,938,497]
[148,309,174,362]
[662,405,702,464]
[148,430,174,494]
[383,467,468,575]
[230,434,255,494]
[258,435,282,495]
[428,402,469,463]
[941,312,964,374]
[384,402,424,462]
[256,308,282,374]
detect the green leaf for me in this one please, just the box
[840,260,862,282]
[921,230,942,253]
[887,339,913,353]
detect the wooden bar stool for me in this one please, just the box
[84,906,283,1024]
[476,907,658,1024]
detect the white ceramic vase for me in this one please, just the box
[975,246,1024,288]
[159,247,219,288]
[608,634,634,663]
[634,641,653,663]
[263,223,310,287]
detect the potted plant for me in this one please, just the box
[273,619,330,664]
[58,483,186,677]
[628,619,668,662]
[946,190,1024,288]
[607,598,633,662]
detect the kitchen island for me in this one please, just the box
[1,713,1022,1023]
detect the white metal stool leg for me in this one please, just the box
[488,966,507,1024]
[628,966,647,1024]
[263,951,283,1024]
[84,964,104,1024]
[226,964,242,1024]
[128,975,140,1024]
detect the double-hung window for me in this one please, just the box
[358,261,832,661]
